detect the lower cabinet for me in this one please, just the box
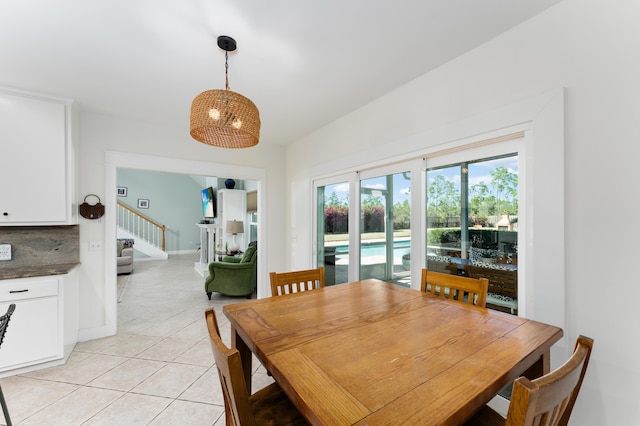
[0,276,62,372]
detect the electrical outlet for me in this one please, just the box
[88,241,103,251]
[0,244,11,261]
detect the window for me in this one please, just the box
[248,211,258,243]
[426,154,518,262]
[314,136,523,296]
[427,154,519,314]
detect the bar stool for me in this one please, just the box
[0,304,16,426]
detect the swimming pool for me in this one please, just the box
[330,240,410,257]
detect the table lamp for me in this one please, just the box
[226,220,244,253]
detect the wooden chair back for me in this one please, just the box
[464,264,518,300]
[421,269,488,307]
[507,335,594,426]
[270,267,325,296]
[205,308,256,426]
[205,308,309,426]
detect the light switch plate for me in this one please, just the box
[0,244,11,261]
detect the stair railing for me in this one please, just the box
[117,202,166,251]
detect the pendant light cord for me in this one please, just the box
[225,51,230,90]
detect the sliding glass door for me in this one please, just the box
[313,132,524,300]
[359,171,411,286]
[426,154,518,264]
[316,180,350,285]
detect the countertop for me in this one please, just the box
[0,262,80,280]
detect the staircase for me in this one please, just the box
[117,202,168,259]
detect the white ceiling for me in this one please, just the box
[0,0,562,147]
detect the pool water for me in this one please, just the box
[331,240,410,257]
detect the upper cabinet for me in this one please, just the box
[0,88,76,225]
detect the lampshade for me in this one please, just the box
[226,220,244,234]
[190,35,260,149]
[190,89,260,148]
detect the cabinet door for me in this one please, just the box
[0,92,68,223]
[0,296,60,371]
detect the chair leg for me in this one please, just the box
[0,384,12,426]
[206,292,212,300]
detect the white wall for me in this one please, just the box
[285,0,639,424]
[76,111,287,337]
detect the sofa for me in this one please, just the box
[205,244,257,299]
[117,238,134,275]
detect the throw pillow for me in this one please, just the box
[469,247,499,262]
[471,259,511,270]
[240,246,256,263]
[116,240,125,257]
[427,255,451,263]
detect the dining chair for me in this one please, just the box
[0,304,16,426]
[421,268,488,307]
[205,308,309,426]
[270,267,325,296]
[464,335,594,426]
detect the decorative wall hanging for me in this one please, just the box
[79,194,105,219]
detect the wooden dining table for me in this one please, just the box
[223,279,563,425]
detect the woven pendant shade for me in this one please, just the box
[190,35,260,149]
[190,88,260,148]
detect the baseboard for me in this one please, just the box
[167,249,199,255]
[78,324,115,342]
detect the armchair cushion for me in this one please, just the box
[240,246,257,263]
[205,248,257,298]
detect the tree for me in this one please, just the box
[326,191,347,208]
[490,166,518,215]
[362,194,385,232]
[427,175,459,219]
[393,200,411,229]
[469,181,490,216]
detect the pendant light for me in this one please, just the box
[190,36,260,148]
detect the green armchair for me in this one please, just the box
[205,246,257,299]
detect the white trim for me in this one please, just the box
[425,136,525,313]
[94,151,268,339]
[308,88,567,364]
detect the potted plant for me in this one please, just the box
[402,253,410,270]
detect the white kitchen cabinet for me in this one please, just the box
[217,189,247,252]
[0,276,62,372]
[0,89,75,225]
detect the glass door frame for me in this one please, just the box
[313,159,425,286]
[357,160,425,287]
[425,137,525,306]
[313,172,359,284]
[313,138,524,291]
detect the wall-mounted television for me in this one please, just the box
[201,187,216,219]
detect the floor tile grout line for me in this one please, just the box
[3,253,260,425]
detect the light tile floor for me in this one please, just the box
[0,253,271,425]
